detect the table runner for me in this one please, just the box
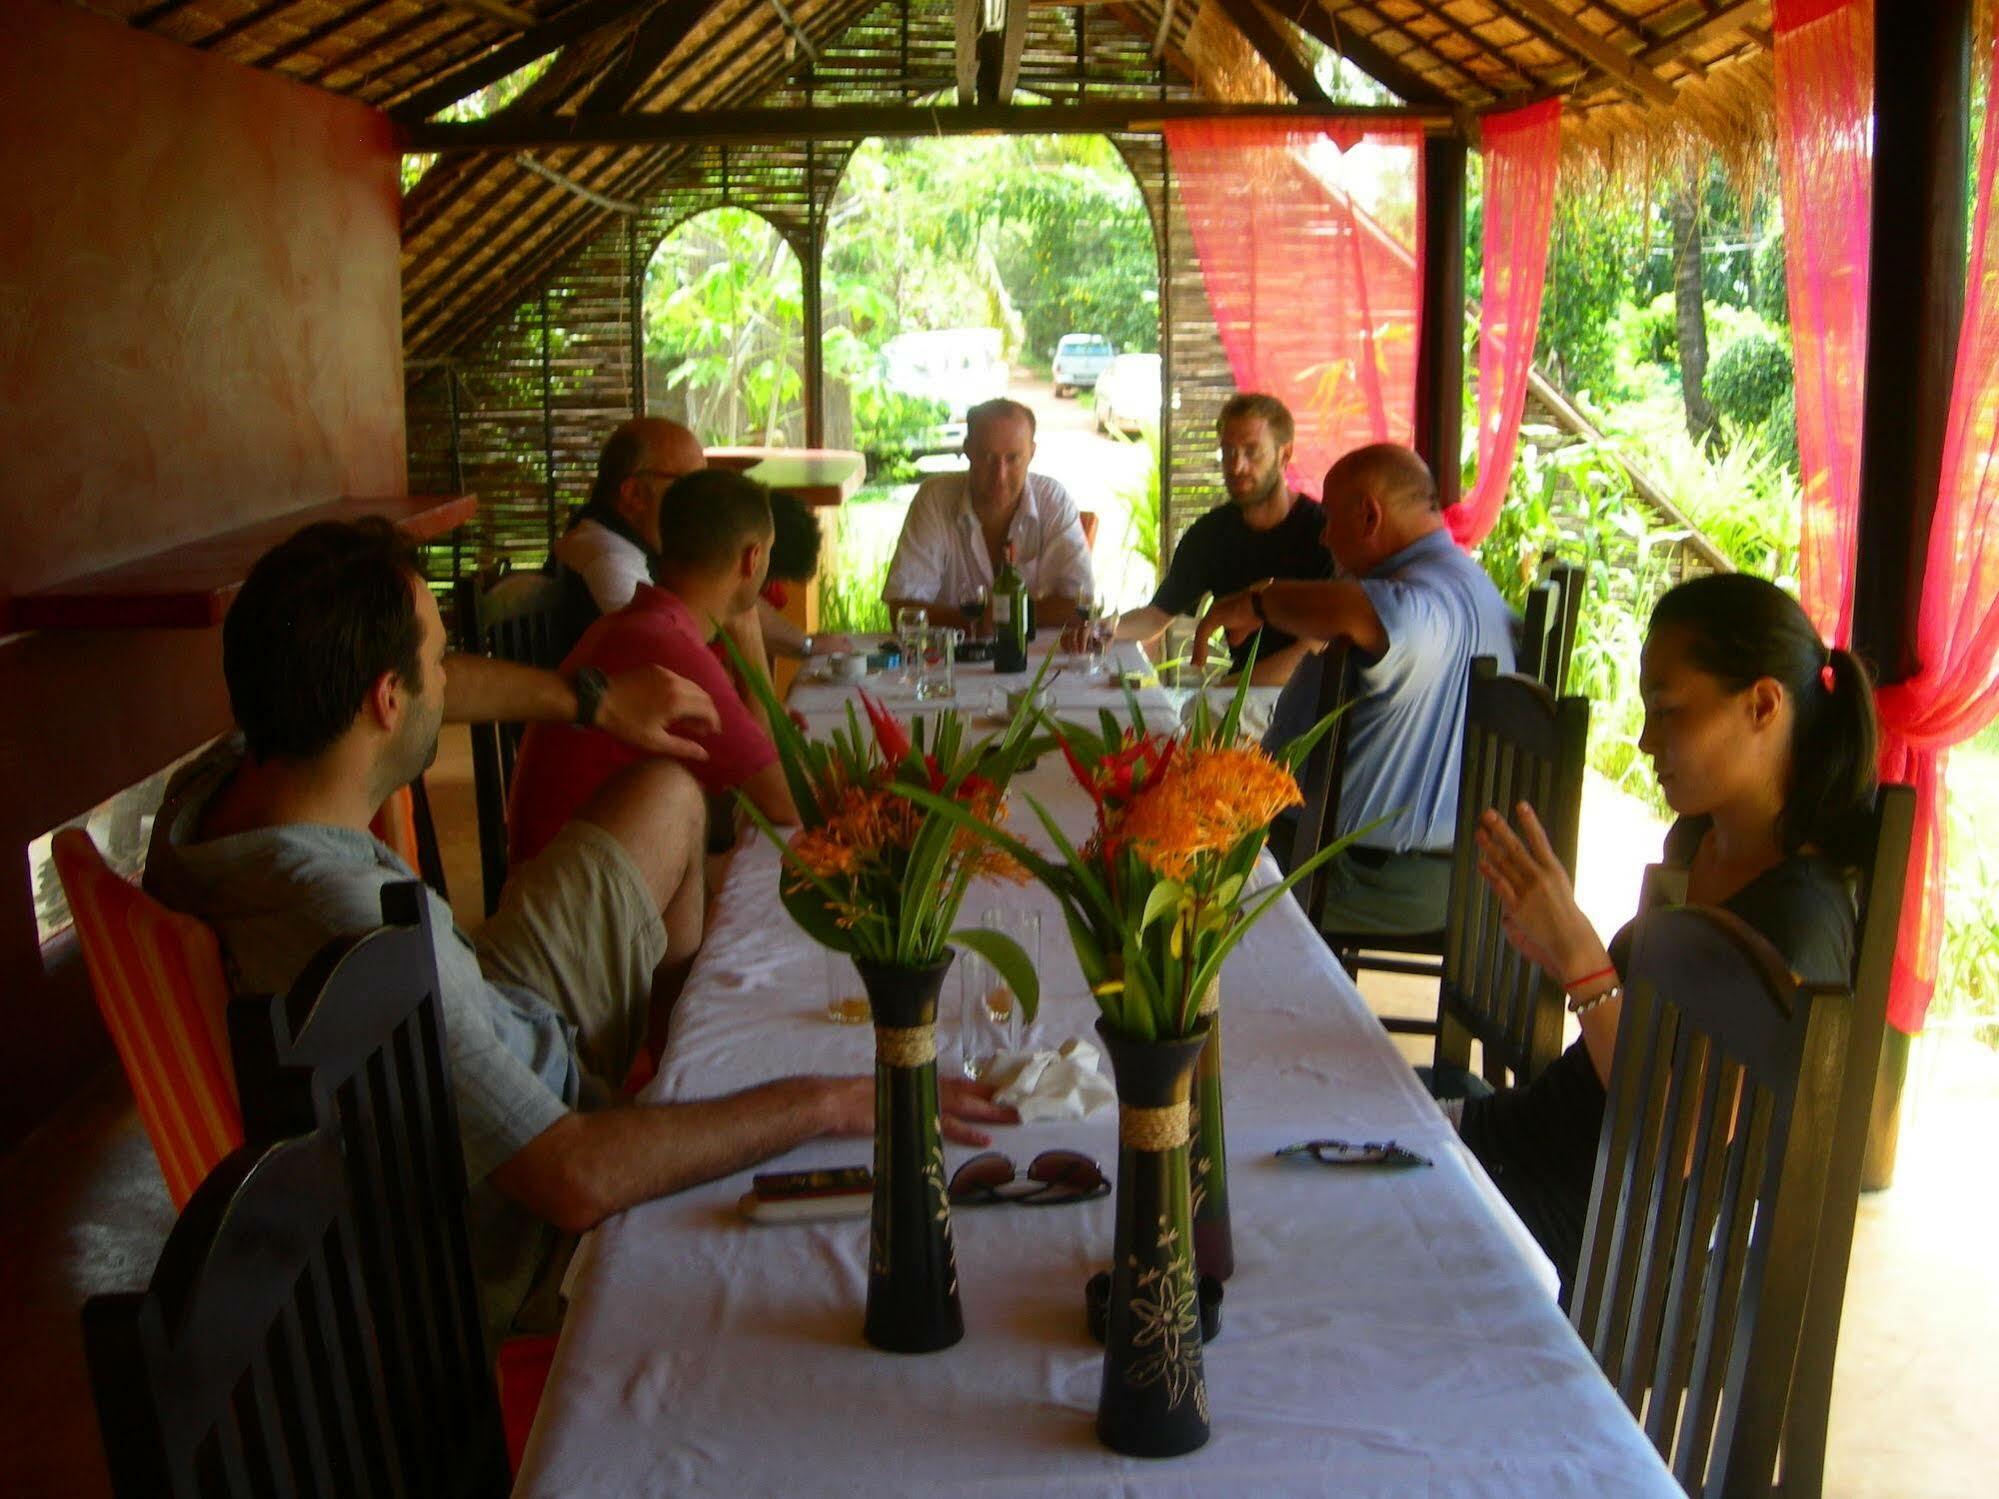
[514,654,1677,1496]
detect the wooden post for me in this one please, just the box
[1414,133,1467,511]
[1850,0,1971,1189]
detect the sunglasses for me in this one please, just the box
[1274,1139,1432,1169]
[947,1150,1110,1207]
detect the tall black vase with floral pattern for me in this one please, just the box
[1094,1017,1211,1458]
[1188,982,1234,1281]
[857,956,963,1354]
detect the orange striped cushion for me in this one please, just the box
[53,829,242,1208]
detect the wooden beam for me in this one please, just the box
[390,0,651,125]
[404,97,1456,150]
[576,0,727,114]
[996,0,1032,104]
[956,0,981,105]
[1637,1,1770,71]
[1414,134,1466,512]
[1213,0,1329,105]
[1269,1,1452,107]
[1486,0,1677,107]
[443,0,539,26]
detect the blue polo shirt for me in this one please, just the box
[1266,528,1518,855]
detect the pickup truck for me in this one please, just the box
[1051,333,1115,396]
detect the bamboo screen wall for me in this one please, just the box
[403,0,1235,591]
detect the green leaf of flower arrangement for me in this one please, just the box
[949,927,1040,1026]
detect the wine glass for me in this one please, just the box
[894,605,928,686]
[958,585,990,639]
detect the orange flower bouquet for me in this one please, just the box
[904,671,1357,1041]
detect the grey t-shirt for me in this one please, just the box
[145,737,578,1350]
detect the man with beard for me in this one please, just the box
[1102,393,1332,685]
[146,519,1009,1352]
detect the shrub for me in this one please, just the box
[1708,331,1794,430]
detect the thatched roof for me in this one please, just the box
[83,0,1780,358]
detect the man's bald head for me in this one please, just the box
[1326,443,1437,515]
[1319,443,1443,574]
[590,417,704,551]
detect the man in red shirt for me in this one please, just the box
[509,469,799,869]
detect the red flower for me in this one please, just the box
[859,690,912,766]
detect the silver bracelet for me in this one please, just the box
[1568,983,1621,1017]
[801,633,815,658]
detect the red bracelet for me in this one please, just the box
[1564,963,1617,994]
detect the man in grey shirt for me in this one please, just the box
[147,519,1008,1352]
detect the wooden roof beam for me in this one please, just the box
[404,98,1458,151]
[1213,0,1330,105]
[445,0,540,26]
[1638,2,1771,71]
[1486,0,1678,107]
[390,0,653,125]
[575,0,728,114]
[1270,1,1452,107]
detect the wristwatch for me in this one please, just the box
[801,633,816,658]
[571,665,609,727]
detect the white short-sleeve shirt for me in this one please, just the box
[882,472,1095,609]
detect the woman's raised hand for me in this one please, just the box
[1473,802,1610,986]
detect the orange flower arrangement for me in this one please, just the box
[906,673,1355,1040]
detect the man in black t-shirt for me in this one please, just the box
[1105,393,1333,683]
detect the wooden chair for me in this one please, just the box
[1277,642,1354,911]
[228,880,512,1496]
[1432,663,1591,1086]
[455,565,569,915]
[1518,560,1583,695]
[83,1128,415,1498]
[52,829,241,1207]
[1571,904,1853,1498]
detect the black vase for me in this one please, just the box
[856,956,964,1354]
[1188,982,1234,1281]
[1094,1017,1212,1458]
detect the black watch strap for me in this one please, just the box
[571,666,609,727]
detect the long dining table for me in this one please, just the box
[512,641,1678,1496]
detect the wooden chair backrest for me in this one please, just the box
[1572,905,1849,1497]
[83,1130,408,1498]
[1437,660,1590,1087]
[1518,560,1583,695]
[229,883,510,1498]
[454,566,568,915]
[52,828,242,1207]
[1286,643,1356,925]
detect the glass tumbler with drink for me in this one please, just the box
[958,907,1040,1079]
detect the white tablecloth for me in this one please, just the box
[513,665,1678,1497]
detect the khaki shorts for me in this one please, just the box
[476,819,667,1092]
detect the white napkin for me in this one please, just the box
[982,1037,1117,1122]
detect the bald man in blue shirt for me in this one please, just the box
[1198,443,1517,934]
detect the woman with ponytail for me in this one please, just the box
[1445,573,1879,1296]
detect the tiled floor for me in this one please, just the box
[5,733,1994,1495]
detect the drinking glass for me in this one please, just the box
[958,908,1040,1079]
[958,585,990,640]
[895,605,929,686]
[823,946,870,1025]
[1082,596,1117,680]
[916,626,958,702]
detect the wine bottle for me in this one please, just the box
[992,542,1029,673]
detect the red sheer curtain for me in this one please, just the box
[1872,30,1999,1030]
[1446,98,1563,549]
[1774,0,1873,647]
[1162,120,1425,498]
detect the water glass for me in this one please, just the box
[1082,597,1117,680]
[823,946,870,1026]
[895,605,929,687]
[958,908,1040,1079]
[915,626,958,701]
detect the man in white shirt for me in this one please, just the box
[882,398,1095,630]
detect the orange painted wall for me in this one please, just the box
[0,1,406,1150]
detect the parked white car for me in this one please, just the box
[880,327,1010,450]
[1051,333,1115,395]
[1094,352,1161,435]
